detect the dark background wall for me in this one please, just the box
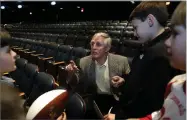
[1,1,180,24]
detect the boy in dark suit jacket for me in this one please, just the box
[104,2,181,120]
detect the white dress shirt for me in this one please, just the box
[95,56,111,95]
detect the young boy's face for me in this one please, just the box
[165,25,186,71]
[0,46,17,73]
[131,18,153,42]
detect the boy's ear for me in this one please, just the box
[147,14,154,27]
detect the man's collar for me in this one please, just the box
[95,56,108,67]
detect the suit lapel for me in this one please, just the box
[88,58,96,83]
[108,53,118,78]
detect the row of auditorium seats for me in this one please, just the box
[9,28,135,42]
[4,21,136,40]
[9,58,87,118]
[8,36,141,84]
[9,38,90,85]
[5,20,129,29]
[4,22,146,87]
[10,36,140,62]
[4,20,170,40]
[9,58,58,107]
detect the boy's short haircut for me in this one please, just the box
[129,1,169,27]
[171,1,186,28]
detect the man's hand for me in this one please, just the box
[111,76,125,88]
[57,112,67,120]
[104,113,115,120]
[65,60,80,86]
[66,60,79,72]
[65,60,79,77]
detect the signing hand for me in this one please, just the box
[57,112,67,120]
[66,60,79,75]
[111,76,125,88]
[104,113,115,120]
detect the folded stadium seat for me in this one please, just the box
[119,40,142,65]
[13,41,27,54]
[110,38,121,54]
[22,63,39,97]
[95,26,104,31]
[67,29,76,35]
[50,27,62,34]
[108,30,121,38]
[9,58,28,87]
[29,42,48,64]
[75,35,89,48]
[118,46,139,65]
[12,39,27,52]
[32,33,42,41]
[48,34,59,43]
[37,43,59,72]
[16,63,39,100]
[22,41,41,60]
[26,33,34,40]
[64,34,77,47]
[9,38,21,48]
[113,20,120,23]
[18,43,32,57]
[126,26,134,31]
[46,45,72,80]
[105,26,114,31]
[76,29,86,35]
[43,34,51,42]
[129,31,136,40]
[24,72,57,106]
[16,39,34,55]
[71,29,78,35]
[78,25,84,31]
[37,33,45,41]
[69,47,90,66]
[65,93,86,119]
[86,30,96,37]
[121,38,142,49]
[56,34,67,45]
[122,31,134,40]
[60,28,68,35]
[110,23,118,26]
[125,31,135,40]
[22,33,28,39]
[114,26,125,31]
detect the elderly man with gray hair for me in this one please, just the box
[66,32,130,118]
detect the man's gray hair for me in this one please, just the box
[92,32,112,48]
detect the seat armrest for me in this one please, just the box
[53,61,65,66]
[14,47,23,50]
[25,51,36,54]
[39,57,53,60]
[31,54,44,56]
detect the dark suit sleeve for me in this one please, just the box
[73,58,95,95]
[143,57,173,110]
[73,69,87,94]
[66,58,86,94]
[114,57,174,119]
